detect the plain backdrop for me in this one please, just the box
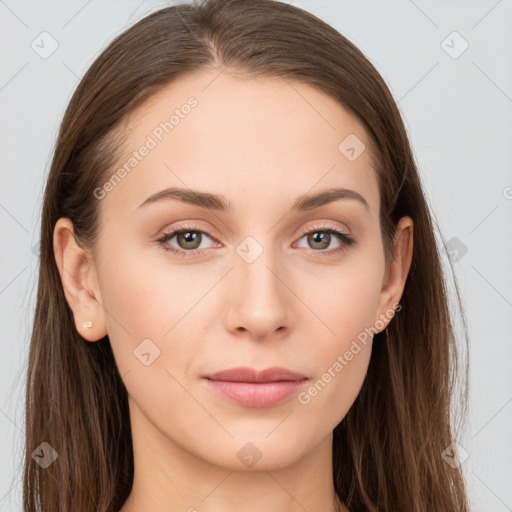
[1,0,511,510]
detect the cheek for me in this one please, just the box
[292,252,383,426]
[299,251,384,341]
[96,252,207,432]
[294,273,380,432]
[96,240,216,376]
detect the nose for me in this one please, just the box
[223,246,292,340]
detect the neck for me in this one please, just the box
[120,399,347,512]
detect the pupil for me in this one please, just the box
[179,231,200,249]
[309,231,329,249]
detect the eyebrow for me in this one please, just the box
[137,187,370,212]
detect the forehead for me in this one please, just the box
[103,69,380,216]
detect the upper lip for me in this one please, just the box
[204,366,308,382]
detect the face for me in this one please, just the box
[60,69,410,472]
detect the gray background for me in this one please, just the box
[1,0,511,510]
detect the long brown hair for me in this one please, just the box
[23,0,470,510]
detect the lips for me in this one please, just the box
[202,366,309,408]
[204,366,308,383]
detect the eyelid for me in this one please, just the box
[295,220,351,237]
[157,220,219,242]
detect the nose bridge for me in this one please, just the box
[236,232,283,301]
[226,231,291,336]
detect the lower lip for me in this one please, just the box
[202,378,308,408]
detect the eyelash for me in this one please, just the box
[156,223,356,258]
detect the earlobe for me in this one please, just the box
[53,218,107,342]
[374,216,414,330]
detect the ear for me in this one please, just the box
[374,216,414,330]
[53,217,108,342]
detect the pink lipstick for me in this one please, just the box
[202,366,308,408]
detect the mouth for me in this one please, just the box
[202,366,309,408]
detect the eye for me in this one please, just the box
[294,224,356,256]
[156,224,217,257]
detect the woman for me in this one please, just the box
[23,0,470,510]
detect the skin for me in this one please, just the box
[53,69,413,512]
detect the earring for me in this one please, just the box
[83,320,93,329]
